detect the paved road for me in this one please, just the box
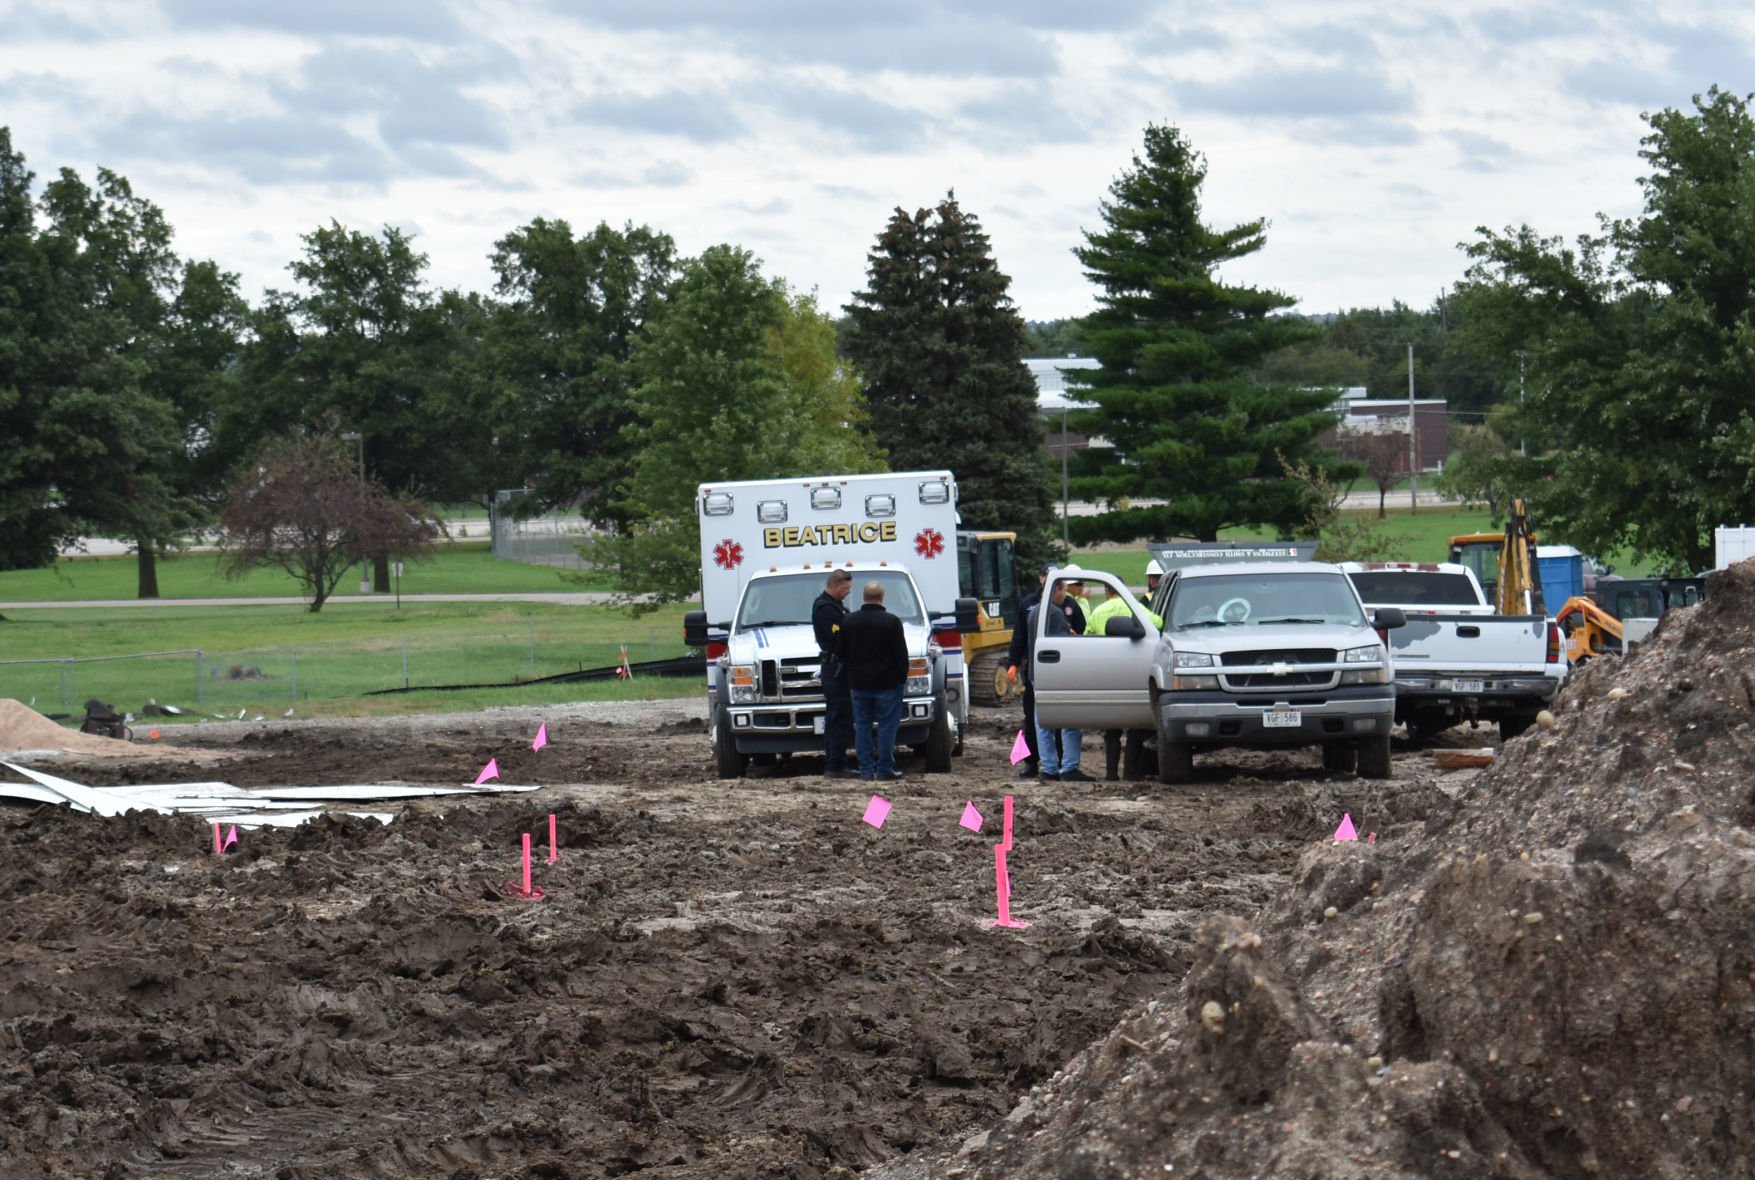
[0,592,625,611]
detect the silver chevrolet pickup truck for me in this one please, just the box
[1030,546,1405,784]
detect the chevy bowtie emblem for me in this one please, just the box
[1272,662,1291,676]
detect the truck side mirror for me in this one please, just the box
[683,610,711,647]
[1372,606,1407,631]
[953,596,981,633]
[1103,614,1147,640]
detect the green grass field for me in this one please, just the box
[0,541,612,601]
[0,598,697,720]
[0,503,1657,721]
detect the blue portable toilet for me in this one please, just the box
[1536,545,1584,605]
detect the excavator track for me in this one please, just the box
[967,648,1013,707]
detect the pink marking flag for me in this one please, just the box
[548,812,558,863]
[862,795,892,829]
[1334,812,1359,842]
[959,801,984,833]
[223,825,238,851]
[991,845,1031,929]
[474,758,500,786]
[212,822,222,856]
[1008,729,1031,765]
[1001,794,1015,851]
[532,723,548,751]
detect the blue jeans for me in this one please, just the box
[850,685,905,777]
[1036,721,1082,776]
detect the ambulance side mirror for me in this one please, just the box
[953,596,981,633]
[683,611,711,647]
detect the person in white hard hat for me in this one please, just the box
[1145,558,1164,597]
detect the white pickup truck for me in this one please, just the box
[1031,544,1407,784]
[1340,561,1567,744]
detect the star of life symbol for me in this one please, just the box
[713,539,744,570]
[914,528,945,559]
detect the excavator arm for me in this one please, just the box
[1496,497,1544,616]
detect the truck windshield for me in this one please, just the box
[735,570,925,630]
[1348,571,1482,606]
[1168,572,1366,630]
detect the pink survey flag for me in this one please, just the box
[1334,812,1358,842]
[223,825,238,851]
[532,723,548,751]
[862,795,892,829]
[474,758,501,786]
[1008,730,1030,765]
[959,801,984,832]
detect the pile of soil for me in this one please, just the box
[878,563,1755,1178]
[0,698,203,761]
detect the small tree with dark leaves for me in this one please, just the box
[218,433,442,612]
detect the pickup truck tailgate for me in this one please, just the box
[1387,613,1552,673]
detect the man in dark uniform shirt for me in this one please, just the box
[836,581,910,781]
[813,568,856,777]
[1006,564,1053,778]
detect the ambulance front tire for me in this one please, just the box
[714,708,748,779]
[923,705,953,773]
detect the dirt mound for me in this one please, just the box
[887,563,1755,1178]
[0,697,154,759]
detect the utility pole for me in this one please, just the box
[1407,344,1418,514]
[1060,402,1070,548]
[1518,353,1527,457]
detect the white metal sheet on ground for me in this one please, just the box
[247,783,540,800]
[0,781,75,807]
[2,762,519,825]
[1,761,163,816]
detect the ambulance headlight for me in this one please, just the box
[728,663,759,703]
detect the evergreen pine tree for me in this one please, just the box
[1068,125,1344,542]
[843,194,1060,566]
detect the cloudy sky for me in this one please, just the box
[2,1,1750,322]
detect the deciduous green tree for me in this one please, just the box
[1458,87,1755,573]
[1066,125,1345,543]
[485,219,676,527]
[0,134,229,583]
[599,246,881,605]
[843,194,1060,565]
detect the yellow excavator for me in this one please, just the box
[955,530,1022,705]
[1555,576,1707,663]
[1448,497,1544,616]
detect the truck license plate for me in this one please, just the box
[813,715,825,735]
[1452,680,1485,694]
[1262,709,1301,728]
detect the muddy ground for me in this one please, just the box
[0,693,1463,1178]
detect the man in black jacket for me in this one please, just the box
[812,568,855,778]
[836,581,909,781]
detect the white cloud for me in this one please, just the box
[0,0,1749,321]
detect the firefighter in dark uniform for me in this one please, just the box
[813,567,856,777]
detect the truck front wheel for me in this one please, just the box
[923,701,954,773]
[713,708,748,779]
[1357,733,1393,779]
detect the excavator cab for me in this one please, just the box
[1448,498,1544,616]
[956,531,1021,704]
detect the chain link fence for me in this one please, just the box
[490,489,596,569]
[0,627,683,718]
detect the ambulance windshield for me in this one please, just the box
[735,570,924,630]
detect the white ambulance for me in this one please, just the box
[683,471,977,778]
